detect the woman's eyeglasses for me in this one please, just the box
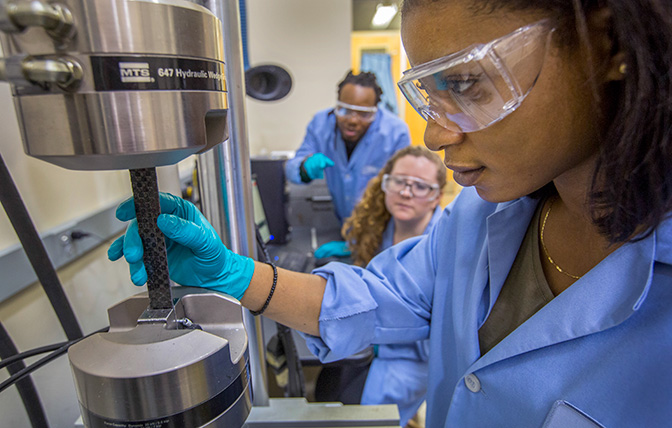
[382,174,440,200]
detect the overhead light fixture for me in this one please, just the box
[371,3,398,29]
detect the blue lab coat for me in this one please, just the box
[304,187,672,427]
[360,205,443,426]
[285,108,410,222]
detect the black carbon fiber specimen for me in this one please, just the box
[129,168,173,310]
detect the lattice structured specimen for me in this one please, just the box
[129,168,173,310]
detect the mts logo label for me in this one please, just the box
[119,62,155,83]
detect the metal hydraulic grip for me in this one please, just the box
[68,287,252,428]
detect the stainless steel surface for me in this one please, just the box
[197,145,230,245]
[0,54,82,88]
[0,0,229,170]
[202,0,270,406]
[15,91,227,170]
[68,288,252,427]
[243,398,401,428]
[1,0,223,62]
[137,307,176,325]
[0,0,75,41]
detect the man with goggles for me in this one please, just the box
[285,71,410,223]
[382,174,440,201]
[398,19,554,133]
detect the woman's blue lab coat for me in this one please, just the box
[285,108,410,222]
[304,187,672,427]
[360,205,443,426]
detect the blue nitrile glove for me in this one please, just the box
[107,192,255,300]
[314,240,351,259]
[302,153,335,180]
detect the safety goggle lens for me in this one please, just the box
[334,102,377,122]
[398,19,554,133]
[382,174,439,199]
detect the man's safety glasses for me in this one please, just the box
[334,101,378,122]
[382,174,440,200]
[398,19,555,133]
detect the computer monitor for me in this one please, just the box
[252,176,272,244]
[251,156,290,244]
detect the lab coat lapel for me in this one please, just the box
[452,198,536,370]
[483,197,539,317]
[469,228,656,373]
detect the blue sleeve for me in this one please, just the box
[285,113,327,184]
[301,220,443,363]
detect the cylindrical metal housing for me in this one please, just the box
[0,0,229,170]
[68,289,252,427]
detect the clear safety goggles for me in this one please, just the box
[382,174,440,200]
[334,101,378,122]
[398,19,555,133]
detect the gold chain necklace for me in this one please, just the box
[540,197,582,280]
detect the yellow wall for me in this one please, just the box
[351,32,461,205]
[351,31,405,119]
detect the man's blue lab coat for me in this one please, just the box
[360,205,443,426]
[304,187,672,427]
[285,107,410,222]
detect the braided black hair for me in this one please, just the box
[337,70,383,105]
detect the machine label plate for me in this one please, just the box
[91,56,226,92]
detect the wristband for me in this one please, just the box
[299,160,311,183]
[250,263,278,316]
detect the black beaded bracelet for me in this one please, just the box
[299,159,312,183]
[250,263,278,316]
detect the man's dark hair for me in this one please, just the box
[401,0,672,244]
[337,71,383,105]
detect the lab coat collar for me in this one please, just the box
[381,205,444,250]
[484,197,539,319]
[469,197,658,373]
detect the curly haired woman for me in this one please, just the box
[343,145,447,427]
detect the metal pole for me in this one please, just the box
[196,147,229,245]
[201,0,270,406]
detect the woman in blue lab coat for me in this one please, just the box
[110,0,672,426]
[316,145,447,426]
[284,71,410,223]
[342,145,445,427]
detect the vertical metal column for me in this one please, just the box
[200,0,269,406]
[196,147,229,244]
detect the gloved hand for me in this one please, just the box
[314,240,351,259]
[107,192,255,300]
[302,153,335,180]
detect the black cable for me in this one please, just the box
[0,340,69,370]
[0,322,49,428]
[255,225,272,265]
[0,153,83,340]
[255,226,306,397]
[275,322,306,397]
[0,326,109,395]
